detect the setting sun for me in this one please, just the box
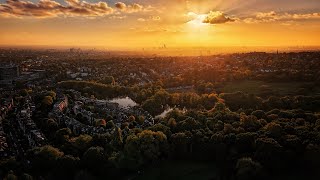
[186,12,208,27]
[0,0,319,50]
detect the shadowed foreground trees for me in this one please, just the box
[2,89,320,180]
[3,108,320,180]
[121,130,169,169]
[236,157,263,180]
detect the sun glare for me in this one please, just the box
[186,12,208,28]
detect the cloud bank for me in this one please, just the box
[186,10,320,25]
[115,2,146,13]
[244,11,320,23]
[0,0,147,18]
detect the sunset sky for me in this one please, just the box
[0,0,320,49]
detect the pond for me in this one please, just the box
[109,97,137,109]
[155,108,174,119]
[155,107,187,119]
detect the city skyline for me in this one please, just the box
[0,0,320,49]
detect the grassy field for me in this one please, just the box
[218,80,320,96]
[134,160,218,180]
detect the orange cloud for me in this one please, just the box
[202,11,235,24]
[244,11,320,23]
[114,2,147,13]
[114,2,126,10]
[0,0,150,18]
[186,11,235,25]
[0,0,64,17]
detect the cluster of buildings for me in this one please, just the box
[73,94,154,127]
[0,64,45,86]
[64,116,108,136]
[0,122,9,157]
[0,98,14,120]
[0,64,20,86]
[0,98,14,157]
[66,68,92,81]
[0,95,46,159]
[50,90,154,136]
[16,98,46,148]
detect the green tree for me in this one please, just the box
[142,98,163,116]
[111,127,123,149]
[148,123,172,137]
[124,130,169,167]
[20,89,28,97]
[236,157,263,180]
[42,96,53,106]
[254,137,283,170]
[137,116,145,125]
[47,119,58,134]
[236,132,257,153]
[264,122,282,138]
[99,76,115,85]
[82,147,110,175]
[55,155,80,179]
[55,128,72,145]
[170,132,190,157]
[28,145,64,174]
[47,90,57,100]
[251,110,266,119]
[240,113,262,132]
[223,123,235,134]
[72,134,93,155]
[167,118,177,129]
[106,120,115,129]
[128,115,136,123]
[211,102,230,113]
[177,117,201,131]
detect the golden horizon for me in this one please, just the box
[0,0,319,48]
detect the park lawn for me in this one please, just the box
[134,160,218,180]
[218,80,318,96]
